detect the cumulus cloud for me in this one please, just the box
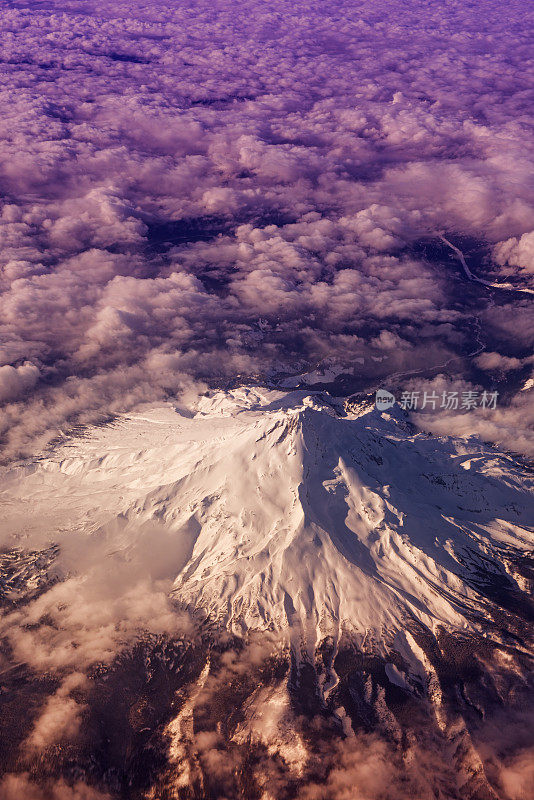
[0,518,194,674]
[0,362,39,402]
[475,351,526,372]
[499,749,534,800]
[410,374,534,457]
[25,673,88,752]
[494,231,534,277]
[0,4,532,797]
[0,774,111,800]
[0,0,531,460]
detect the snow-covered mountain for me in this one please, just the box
[2,386,532,650]
[1,387,533,799]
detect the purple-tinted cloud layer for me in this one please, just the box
[0,6,533,795]
[0,0,533,457]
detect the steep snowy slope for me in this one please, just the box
[1,387,532,653]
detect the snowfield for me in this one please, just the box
[1,387,531,659]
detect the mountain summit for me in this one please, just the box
[2,387,532,654]
[2,387,533,799]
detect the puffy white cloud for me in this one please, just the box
[0,5,532,797]
[494,230,534,277]
[475,351,524,372]
[25,673,88,752]
[0,362,39,402]
[410,374,534,457]
[0,774,111,800]
[0,0,531,460]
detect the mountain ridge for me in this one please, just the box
[1,387,532,664]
